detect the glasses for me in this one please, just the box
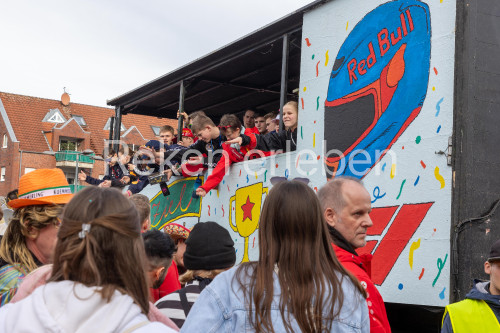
[217,125,234,130]
[269,177,310,186]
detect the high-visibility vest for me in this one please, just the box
[443,299,500,332]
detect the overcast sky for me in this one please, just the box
[0,0,313,108]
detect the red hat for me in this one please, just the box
[182,128,194,138]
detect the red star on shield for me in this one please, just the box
[241,195,255,222]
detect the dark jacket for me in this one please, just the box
[260,128,297,152]
[441,280,500,332]
[163,137,225,168]
[85,163,124,185]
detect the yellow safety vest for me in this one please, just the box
[443,299,500,332]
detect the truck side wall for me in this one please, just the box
[452,0,500,302]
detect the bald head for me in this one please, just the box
[318,177,365,213]
[318,177,373,248]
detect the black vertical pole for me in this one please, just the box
[178,80,185,142]
[279,33,289,132]
[108,116,115,151]
[113,106,122,153]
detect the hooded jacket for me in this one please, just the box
[329,226,391,333]
[0,280,176,333]
[441,280,500,332]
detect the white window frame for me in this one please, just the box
[72,115,87,126]
[151,126,161,136]
[24,167,36,174]
[104,118,126,131]
[2,134,7,148]
[0,167,5,182]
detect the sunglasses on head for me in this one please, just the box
[270,177,310,186]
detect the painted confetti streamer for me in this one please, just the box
[371,186,386,203]
[435,97,444,117]
[434,166,445,189]
[313,133,316,148]
[316,96,320,110]
[221,205,225,217]
[434,67,438,75]
[301,98,304,109]
[305,38,311,46]
[414,175,420,186]
[207,205,211,216]
[390,164,396,179]
[432,254,448,287]
[246,175,249,183]
[264,170,268,182]
[316,61,320,77]
[439,287,446,300]
[409,238,421,269]
[346,21,348,30]
[254,172,258,180]
[419,268,425,280]
[396,179,406,199]
[324,50,329,67]
[420,160,427,169]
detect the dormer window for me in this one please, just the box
[72,115,87,126]
[104,117,126,131]
[43,109,66,123]
[151,126,160,136]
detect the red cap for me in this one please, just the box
[182,128,194,138]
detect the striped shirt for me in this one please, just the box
[155,279,205,328]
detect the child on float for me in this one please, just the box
[195,114,259,197]
[262,100,299,152]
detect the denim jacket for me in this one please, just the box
[181,265,369,333]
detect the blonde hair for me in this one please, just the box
[191,115,216,134]
[0,205,62,273]
[179,268,227,284]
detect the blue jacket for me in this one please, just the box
[441,280,500,332]
[181,265,369,333]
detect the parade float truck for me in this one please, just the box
[107,0,500,331]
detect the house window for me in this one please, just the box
[0,167,5,182]
[72,115,87,126]
[2,134,7,148]
[151,126,160,136]
[104,118,126,131]
[43,109,66,123]
[24,167,36,174]
[59,138,81,151]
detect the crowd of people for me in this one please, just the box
[1,104,498,332]
[68,103,297,199]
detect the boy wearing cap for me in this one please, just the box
[442,239,500,332]
[155,221,236,328]
[0,169,72,306]
[179,128,195,147]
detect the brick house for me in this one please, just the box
[0,92,177,196]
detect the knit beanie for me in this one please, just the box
[183,221,236,270]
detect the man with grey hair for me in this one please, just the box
[318,177,391,333]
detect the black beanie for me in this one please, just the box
[183,221,236,270]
